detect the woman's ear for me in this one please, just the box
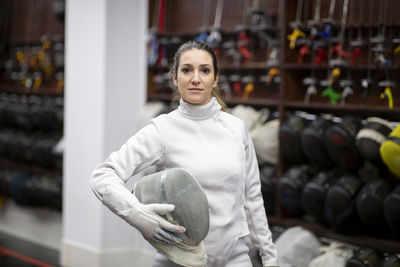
[213,74,219,88]
[173,72,178,86]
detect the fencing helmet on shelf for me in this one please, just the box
[383,185,400,235]
[356,117,393,167]
[134,168,209,266]
[380,254,400,267]
[301,114,335,169]
[259,165,276,215]
[380,124,400,178]
[279,112,309,165]
[325,116,363,171]
[324,174,364,233]
[278,165,317,217]
[346,247,382,267]
[251,119,280,165]
[355,179,392,231]
[301,170,341,225]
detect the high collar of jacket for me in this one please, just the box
[178,97,221,120]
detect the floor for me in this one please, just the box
[0,231,60,267]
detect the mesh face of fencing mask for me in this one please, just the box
[134,168,210,267]
[259,165,276,215]
[383,185,400,235]
[324,174,364,233]
[355,179,391,229]
[301,114,334,169]
[356,117,393,167]
[325,116,363,171]
[279,112,308,165]
[278,165,317,217]
[301,170,340,225]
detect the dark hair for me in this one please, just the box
[170,40,226,111]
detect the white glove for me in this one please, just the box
[128,203,186,244]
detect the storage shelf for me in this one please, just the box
[0,158,62,176]
[0,84,63,96]
[268,216,400,253]
[283,63,400,71]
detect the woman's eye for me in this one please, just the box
[201,68,211,74]
[182,68,191,74]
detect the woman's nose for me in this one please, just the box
[191,70,200,84]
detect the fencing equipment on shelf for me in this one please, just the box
[275,226,321,267]
[259,165,276,216]
[383,185,400,234]
[137,101,170,130]
[279,112,308,165]
[301,114,334,169]
[301,170,341,225]
[380,254,400,267]
[324,174,364,234]
[308,242,353,267]
[355,179,391,230]
[251,119,280,165]
[356,117,393,167]
[325,116,363,171]
[90,97,278,267]
[133,168,209,266]
[379,123,400,178]
[345,247,382,267]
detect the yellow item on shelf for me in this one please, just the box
[242,82,254,100]
[380,87,394,109]
[380,124,400,178]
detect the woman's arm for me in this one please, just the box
[243,126,279,267]
[89,119,185,243]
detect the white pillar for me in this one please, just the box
[62,1,155,266]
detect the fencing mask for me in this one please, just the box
[324,174,364,233]
[355,180,391,232]
[279,112,309,165]
[380,124,400,178]
[134,168,209,266]
[383,185,400,235]
[301,114,334,169]
[325,116,363,171]
[278,165,317,217]
[356,117,393,167]
[302,170,340,225]
[346,247,382,267]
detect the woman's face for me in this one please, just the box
[173,48,218,106]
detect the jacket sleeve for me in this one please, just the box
[243,126,279,267]
[89,119,165,221]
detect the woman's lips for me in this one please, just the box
[189,88,203,92]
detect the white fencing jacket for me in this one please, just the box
[90,97,279,267]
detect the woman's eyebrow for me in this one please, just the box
[181,63,212,67]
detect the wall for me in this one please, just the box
[62,0,155,266]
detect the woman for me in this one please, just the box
[90,40,278,267]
